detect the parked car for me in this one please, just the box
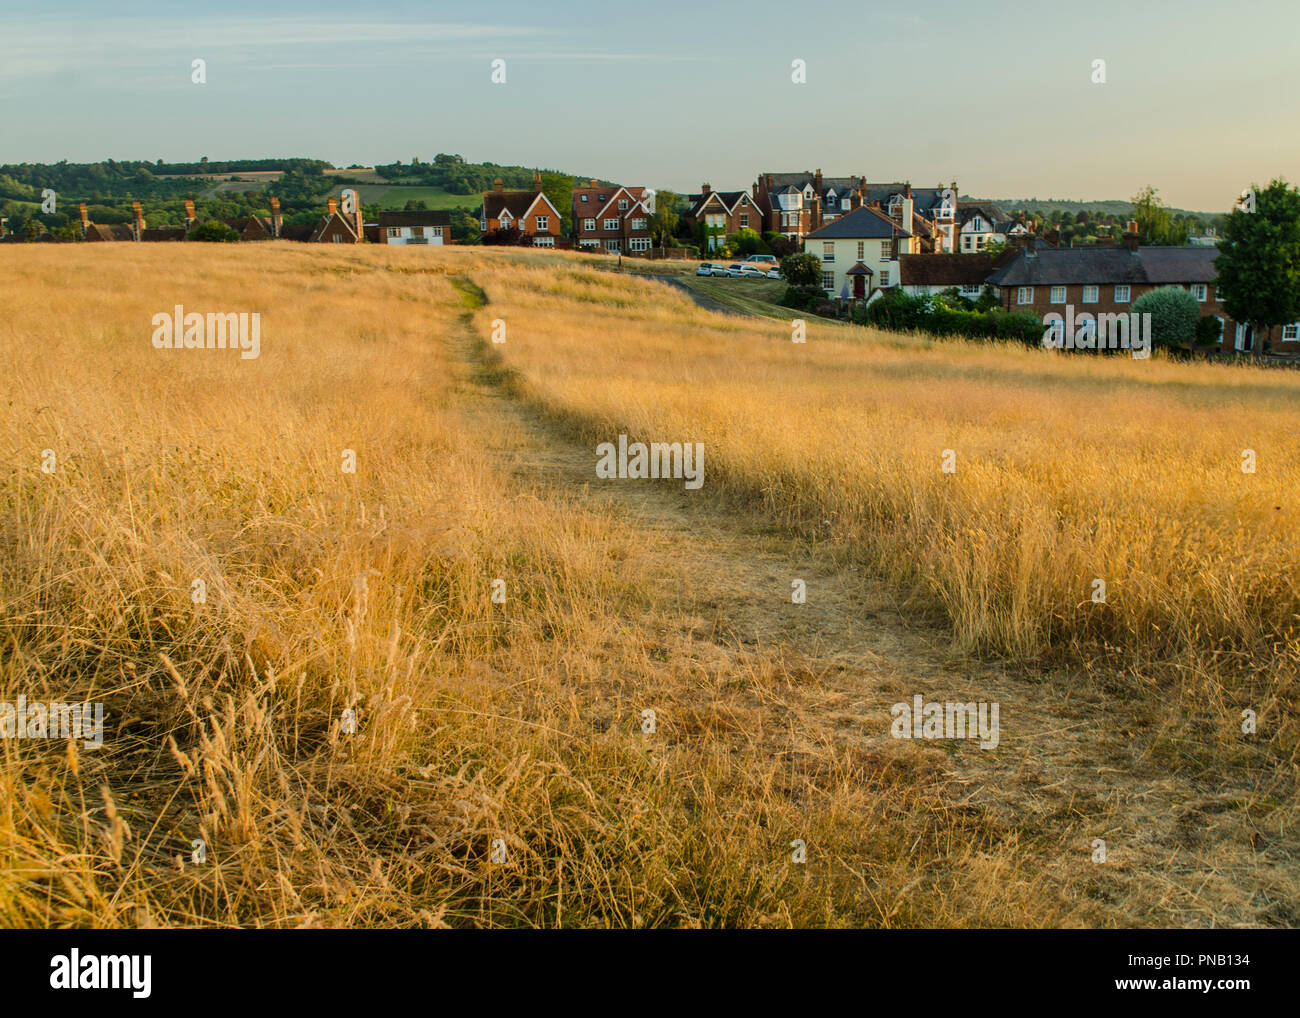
[696,262,719,276]
[743,254,778,270]
[765,269,781,279]
[708,264,730,276]
[732,264,766,278]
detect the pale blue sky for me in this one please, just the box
[3,0,1297,210]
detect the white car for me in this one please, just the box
[765,268,781,279]
[731,264,765,278]
[696,262,718,276]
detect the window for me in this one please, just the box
[880,269,890,287]
[536,216,549,232]
[841,198,850,211]
[739,213,749,228]
[603,218,619,231]
[1216,286,1226,303]
[881,240,893,259]
[387,227,400,238]
[960,284,981,296]
[962,235,972,252]
[1050,286,1066,304]
[532,236,554,248]
[821,271,835,290]
[1190,283,1207,301]
[499,211,512,225]
[822,242,835,262]
[629,237,651,252]
[604,239,621,251]
[1017,287,1034,305]
[1284,323,1300,341]
[412,226,424,237]
[583,218,595,232]
[857,242,865,259]
[1115,285,1130,303]
[431,227,443,238]
[580,195,588,202]
[631,217,647,230]
[618,199,629,211]
[480,219,487,232]
[332,235,343,244]
[1082,285,1099,303]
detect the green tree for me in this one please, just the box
[187,219,240,242]
[1132,285,1200,349]
[727,228,768,257]
[649,189,679,246]
[781,252,822,286]
[1130,185,1190,245]
[1214,179,1300,346]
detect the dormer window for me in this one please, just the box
[618,199,629,210]
[581,195,588,202]
[804,187,814,200]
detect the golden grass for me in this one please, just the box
[475,255,1300,758]
[2,244,1106,928]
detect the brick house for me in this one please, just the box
[803,203,924,298]
[376,209,452,246]
[306,197,364,243]
[682,184,764,251]
[864,183,958,253]
[571,182,653,253]
[479,175,564,247]
[983,237,1300,355]
[753,170,867,240]
[899,251,1015,300]
[222,197,285,241]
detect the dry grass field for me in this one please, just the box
[1,243,1296,927]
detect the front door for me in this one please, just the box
[1235,323,1254,352]
[853,274,866,299]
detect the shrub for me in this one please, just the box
[1196,314,1225,348]
[1131,285,1200,349]
[186,220,240,243]
[780,252,822,286]
[780,285,823,312]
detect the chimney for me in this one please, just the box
[131,201,145,241]
[184,200,196,231]
[589,179,598,187]
[328,197,338,216]
[533,170,542,190]
[814,168,823,192]
[493,178,503,192]
[270,196,281,238]
[1122,231,1140,253]
[1026,235,1037,257]
[766,174,773,192]
[1126,219,1138,234]
[0,217,6,239]
[701,182,711,196]
[79,202,89,238]
[353,195,363,243]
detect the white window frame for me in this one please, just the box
[1283,323,1300,341]
[1114,285,1130,303]
[821,271,835,290]
[1082,285,1099,304]
[822,242,835,263]
[1017,287,1034,305]
[1050,286,1066,304]
[1191,283,1207,301]
[536,215,549,232]
[583,218,595,231]
[880,269,890,287]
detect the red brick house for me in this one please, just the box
[479,175,564,247]
[223,196,285,241]
[984,236,1300,355]
[571,182,652,253]
[682,185,763,252]
[307,197,364,243]
[753,170,867,240]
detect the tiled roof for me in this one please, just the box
[377,210,452,228]
[483,190,544,221]
[899,253,1007,287]
[986,246,1216,287]
[805,205,912,240]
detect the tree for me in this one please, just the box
[1130,185,1190,245]
[649,189,679,246]
[727,228,768,257]
[1132,285,1200,349]
[186,220,240,242]
[781,252,822,286]
[1214,179,1300,346]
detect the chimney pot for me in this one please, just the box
[493,178,503,192]
[328,197,338,215]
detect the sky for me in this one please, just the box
[2,0,1298,212]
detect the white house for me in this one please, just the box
[803,201,923,299]
[378,210,451,246]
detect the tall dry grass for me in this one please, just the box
[471,254,1300,759]
[0,244,1080,928]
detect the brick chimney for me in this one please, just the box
[589,179,598,187]
[328,197,338,216]
[493,178,503,192]
[79,202,89,238]
[270,196,281,238]
[353,195,363,242]
[131,201,145,241]
[701,182,711,196]
[1026,235,1037,257]
[533,170,542,190]
[1122,229,1140,253]
[1126,219,1138,234]
[814,168,823,192]
[184,200,196,232]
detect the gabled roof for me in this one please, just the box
[141,227,187,242]
[483,190,540,221]
[686,190,752,217]
[308,212,360,243]
[898,252,1011,287]
[86,223,134,241]
[805,205,912,240]
[377,210,452,228]
[985,246,1217,287]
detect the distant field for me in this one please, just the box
[325,183,482,211]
